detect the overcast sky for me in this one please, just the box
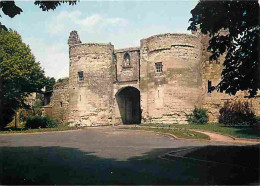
[2,0,198,79]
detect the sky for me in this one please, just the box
[1,0,199,79]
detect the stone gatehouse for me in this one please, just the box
[50,30,260,126]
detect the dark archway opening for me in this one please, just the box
[116,87,141,124]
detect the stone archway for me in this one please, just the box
[116,87,141,124]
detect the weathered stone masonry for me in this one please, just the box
[52,78,69,122]
[51,31,260,126]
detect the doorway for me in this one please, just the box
[116,87,141,124]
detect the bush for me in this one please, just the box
[19,109,33,122]
[219,100,257,127]
[25,116,59,129]
[188,107,208,125]
[255,116,260,122]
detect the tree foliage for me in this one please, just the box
[188,0,259,97]
[45,77,56,91]
[0,28,46,127]
[219,100,257,127]
[34,0,77,11]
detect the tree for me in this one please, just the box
[188,0,259,97]
[0,28,47,127]
[0,0,77,30]
[45,77,56,92]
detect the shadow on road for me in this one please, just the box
[0,145,259,185]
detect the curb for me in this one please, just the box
[190,129,236,140]
[154,131,179,140]
[117,127,179,140]
[190,129,260,143]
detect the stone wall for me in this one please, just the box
[115,47,140,82]
[113,47,141,125]
[52,31,259,126]
[251,96,260,116]
[41,105,53,117]
[68,32,115,126]
[25,92,37,109]
[200,32,260,122]
[52,78,69,122]
[140,33,202,124]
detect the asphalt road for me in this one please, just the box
[0,127,259,185]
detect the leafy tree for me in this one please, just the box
[188,0,259,97]
[0,0,77,30]
[0,28,46,127]
[57,78,63,83]
[45,77,56,91]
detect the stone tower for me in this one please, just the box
[139,33,203,124]
[68,31,81,45]
[68,31,115,126]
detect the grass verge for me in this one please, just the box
[0,126,78,134]
[123,127,210,140]
[140,123,260,140]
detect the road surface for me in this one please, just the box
[0,127,259,184]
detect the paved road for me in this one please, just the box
[0,127,259,185]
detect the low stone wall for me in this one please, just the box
[41,105,53,117]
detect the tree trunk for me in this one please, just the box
[0,75,3,128]
[14,112,17,129]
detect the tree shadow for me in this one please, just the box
[0,145,259,185]
[224,126,260,139]
[0,127,26,132]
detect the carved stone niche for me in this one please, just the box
[123,53,131,68]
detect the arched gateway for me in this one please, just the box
[116,87,141,124]
[50,31,260,127]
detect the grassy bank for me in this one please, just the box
[140,123,260,140]
[0,125,78,134]
[123,127,210,140]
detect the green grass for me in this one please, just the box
[123,127,210,140]
[0,125,78,134]
[140,123,260,140]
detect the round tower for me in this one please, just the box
[68,31,115,126]
[140,33,202,124]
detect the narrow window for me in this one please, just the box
[123,53,130,67]
[155,62,163,73]
[78,71,84,81]
[60,101,63,107]
[208,80,212,93]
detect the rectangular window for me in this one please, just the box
[208,80,212,93]
[155,62,163,73]
[78,71,84,81]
